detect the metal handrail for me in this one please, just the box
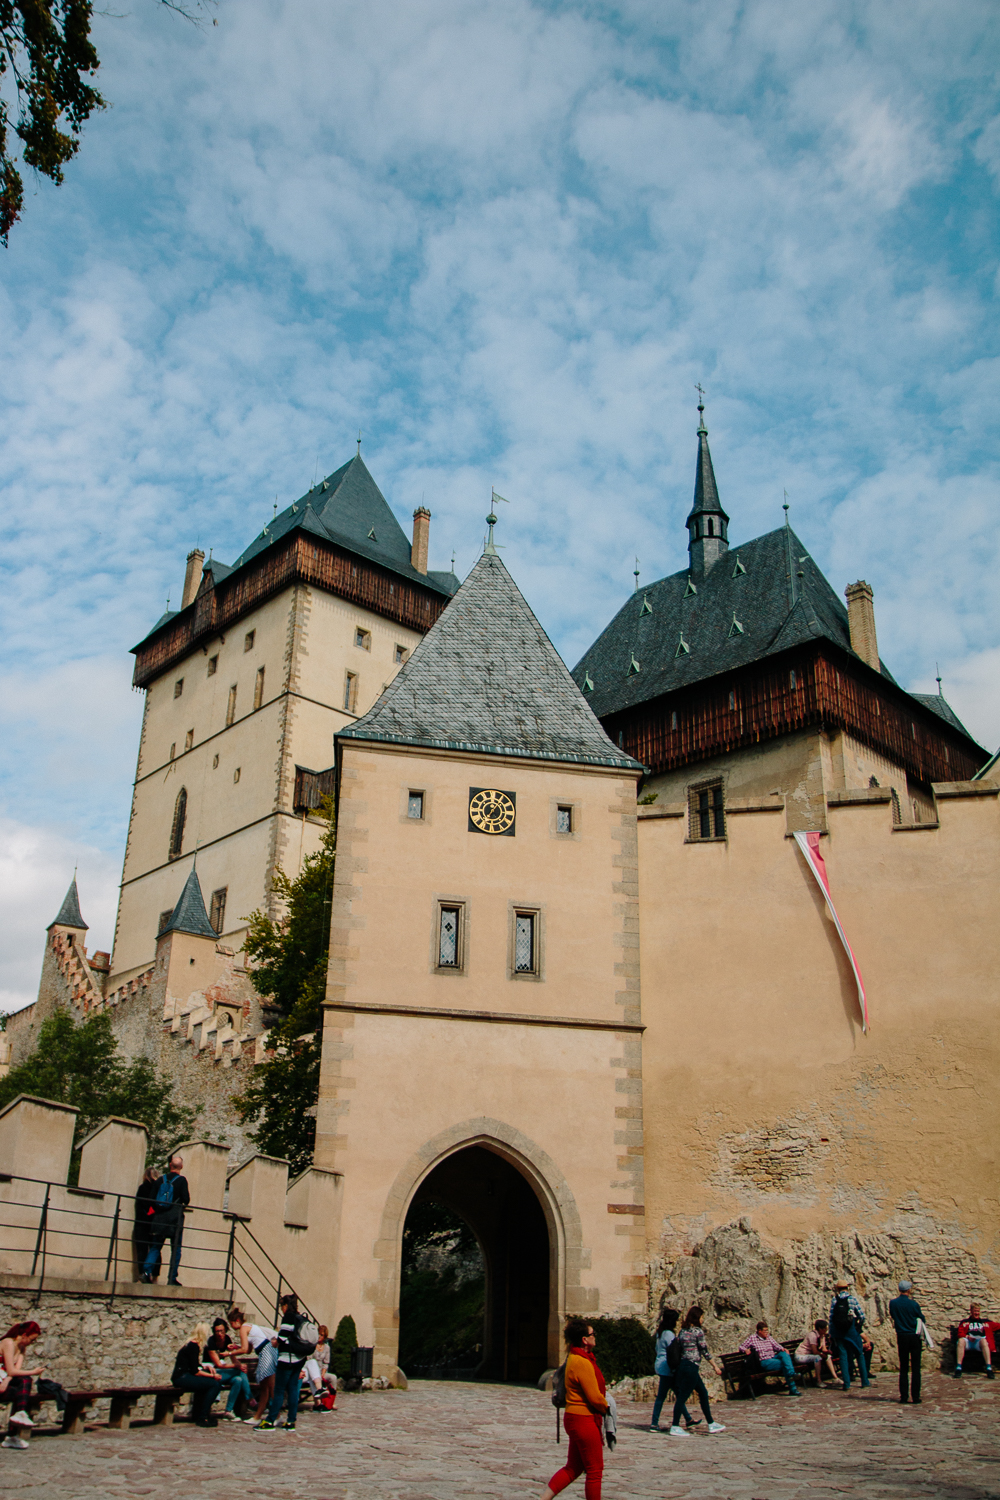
[0,1171,315,1320]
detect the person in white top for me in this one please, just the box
[227,1307,277,1424]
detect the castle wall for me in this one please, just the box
[638,779,1000,1355]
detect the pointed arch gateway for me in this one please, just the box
[371,1118,593,1383]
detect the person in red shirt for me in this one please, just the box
[955,1304,996,1379]
[541,1319,608,1500]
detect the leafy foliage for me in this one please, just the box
[233,801,335,1176]
[398,1200,485,1377]
[328,1314,358,1381]
[0,1009,197,1171]
[589,1316,656,1383]
[0,1,215,243]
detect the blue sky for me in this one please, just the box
[1,0,998,1009]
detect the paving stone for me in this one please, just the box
[0,1370,997,1498]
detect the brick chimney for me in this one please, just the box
[845,580,880,673]
[182,548,206,610]
[411,508,430,575]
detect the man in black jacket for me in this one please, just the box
[140,1154,191,1285]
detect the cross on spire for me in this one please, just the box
[357,429,362,455]
[695,382,707,433]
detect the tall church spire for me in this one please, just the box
[685,390,729,577]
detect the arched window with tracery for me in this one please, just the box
[169,787,187,860]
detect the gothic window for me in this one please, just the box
[688,781,725,841]
[226,684,237,725]
[254,666,265,710]
[210,887,228,934]
[168,787,187,860]
[343,672,357,712]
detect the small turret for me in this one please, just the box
[685,393,729,577]
[48,877,88,932]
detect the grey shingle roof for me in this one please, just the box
[911,692,972,737]
[161,868,218,939]
[49,877,87,930]
[231,455,458,598]
[339,551,643,771]
[572,526,897,718]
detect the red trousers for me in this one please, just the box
[548,1412,604,1500]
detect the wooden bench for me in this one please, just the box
[721,1341,821,1400]
[17,1384,186,1434]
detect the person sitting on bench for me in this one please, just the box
[954,1304,996,1379]
[794,1320,838,1384]
[739,1322,801,1396]
[172,1322,222,1427]
[0,1321,45,1450]
[204,1318,253,1419]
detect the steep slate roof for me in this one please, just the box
[339,550,642,771]
[910,692,972,737]
[160,868,218,939]
[49,877,87,930]
[687,419,728,526]
[133,456,458,649]
[231,455,459,597]
[573,525,897,719]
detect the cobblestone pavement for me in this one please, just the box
[1,1370,997,1499]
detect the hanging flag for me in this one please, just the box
[793,831,869,1033]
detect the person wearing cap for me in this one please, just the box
[829,1279,869,1390]
[888,1280,924,1404]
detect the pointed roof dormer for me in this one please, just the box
[48,877,88,932]
[685,394,729,578]
[159,868,219,939]
[339,550,642,771]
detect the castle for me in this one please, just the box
[5,412,997,1385]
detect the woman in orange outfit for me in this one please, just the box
[540,1318,608,1500]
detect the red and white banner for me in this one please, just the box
[793,830,869,1033]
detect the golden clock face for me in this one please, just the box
[468,787,516,836]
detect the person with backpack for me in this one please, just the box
[649,1308,696,1432]
[140,1154,190,1286]
[541,1318,608,1500]
[256,1294,318,1433]
[829,1279,870,1390]
[667,1307,726,1437]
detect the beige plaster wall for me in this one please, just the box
[638,781,1000,1346]
[316,742,644,1378]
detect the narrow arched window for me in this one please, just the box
[169,787,187,860]
[708,518,714,536]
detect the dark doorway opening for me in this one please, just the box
[398,1145,551,1384]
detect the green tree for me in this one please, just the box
[0,1008,197,1172]
[0,1,214,244]
[328,1314,357,1381]
[398,1200,485,1377]
[233,799,335,1176]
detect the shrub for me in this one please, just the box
[590,1316,655,1382]
[329,1314,358,1380]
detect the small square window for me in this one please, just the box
[244,630,255,652]
[174,679,184,699]
[514,912,536,974]
[408,791,424,820]
[556,805,572,835]
[355,628,371,651]
[169,742,176,761]
[207,655,218,676]
[184,728,194,752]
[394,644,407,664]
[438,906,461,968]
[233,767,241,784]
[343,672,357,712]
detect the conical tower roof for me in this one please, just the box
[160,868,219,939]
[339,550,642,770]
[685,413,728,525]
[48,877,88,931]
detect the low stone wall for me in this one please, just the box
[0,1286,227,1393]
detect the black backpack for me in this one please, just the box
[667,1334,685,1372]
[551,1362,566,1442]
[831,1298,855,1338]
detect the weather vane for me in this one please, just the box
[695,382,706,429]
[485,488,509,554]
